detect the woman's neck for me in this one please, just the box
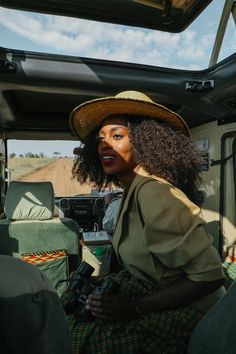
[117,165,141,190]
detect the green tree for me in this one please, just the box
[53,151,61,158]
[25,152,34,157]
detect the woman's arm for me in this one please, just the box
[86,276,225,321]
[134,277,225,314]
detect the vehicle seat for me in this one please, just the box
[187,280,236,354]
[0,255,72,354]
[0,181,80,295]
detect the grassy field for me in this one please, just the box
[8,157,57,181]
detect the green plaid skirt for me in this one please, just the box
[62,270,203,354]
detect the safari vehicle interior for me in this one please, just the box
[0,0,236,348]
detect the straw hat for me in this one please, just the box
[69,90,190,140]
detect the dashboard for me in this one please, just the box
[55,191,122,232]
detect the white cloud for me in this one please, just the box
[0,5,233,70]
[176,30,214,62]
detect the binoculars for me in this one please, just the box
[64,261,118,321]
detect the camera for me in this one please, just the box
[64,261,118,321]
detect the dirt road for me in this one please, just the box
[21,158,92,196]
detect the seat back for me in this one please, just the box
[0,181,80,295]
[187,280,236,354]
[0,255,72,354]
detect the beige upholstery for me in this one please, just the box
[4,181,54,220]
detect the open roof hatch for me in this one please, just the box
[0,0,212,33]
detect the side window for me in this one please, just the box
[0,139,6,214]
[233,139,236,209]
[219,133,236,257]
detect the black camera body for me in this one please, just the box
[64,262,117,321]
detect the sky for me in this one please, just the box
[1,1,235,156]
[0,1,233,69]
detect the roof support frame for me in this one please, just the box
[232,1,236,25]
[209,0,236,67]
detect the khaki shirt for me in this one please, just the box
[112,168,225,311]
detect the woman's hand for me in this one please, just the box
[85,293,136,321]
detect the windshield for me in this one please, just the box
[0,1,234,70]
[7,139,92,197]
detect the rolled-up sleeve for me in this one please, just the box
[137,180,224,282]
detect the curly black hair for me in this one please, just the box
[72,116,202,205]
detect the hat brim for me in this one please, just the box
[69,96,190,141]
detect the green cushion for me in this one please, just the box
[35,256,68,296]
[5,181,54,220]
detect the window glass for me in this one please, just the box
[0,139,6,212]
[7,140,91,197]
[0,2,230,70]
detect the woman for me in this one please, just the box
[67,90,225,354]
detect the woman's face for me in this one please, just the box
[97,116,138,186]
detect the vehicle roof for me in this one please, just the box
[0,0,235,140]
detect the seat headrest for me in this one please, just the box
[5,181,55,220]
